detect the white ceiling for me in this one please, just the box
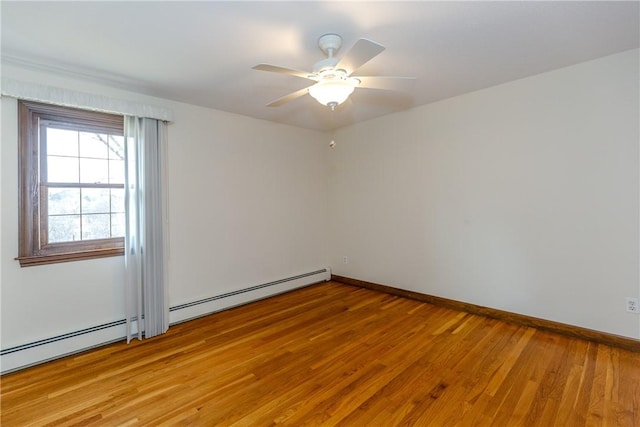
[2,1,638,131]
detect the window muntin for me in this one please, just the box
[18,101,125,266]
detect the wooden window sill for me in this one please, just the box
[16,247,124,267]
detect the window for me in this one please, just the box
[18,101,125,267]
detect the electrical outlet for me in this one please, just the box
[343,256,348,264]
[626,297,639,313]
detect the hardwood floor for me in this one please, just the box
[1,281,638,426]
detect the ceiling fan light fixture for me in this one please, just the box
[308,78,357,107]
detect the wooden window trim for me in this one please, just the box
[17,101,125,267]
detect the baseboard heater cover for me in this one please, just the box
[168,268,331,325]
[1,268,331,373]
[170,268,330,313]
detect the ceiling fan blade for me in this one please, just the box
[335,39,385,76]
[253,64,314,80]
[266,85,313,107]
[356,76,416,91]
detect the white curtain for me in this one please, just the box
[124,116,169,342]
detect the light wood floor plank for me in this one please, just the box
[2,281,638,426]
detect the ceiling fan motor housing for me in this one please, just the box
[313,57,340,74]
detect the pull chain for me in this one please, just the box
[329,104,336,148]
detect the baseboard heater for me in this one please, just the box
[1,268,331,373]
[0,320,126,357]
[170,268,330,314]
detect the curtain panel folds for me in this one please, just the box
[124,116,169,342]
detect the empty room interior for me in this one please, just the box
[1,1,639,425]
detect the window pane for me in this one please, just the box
[109,135,125,160]
[79,132,109,159]
[48,188,80,215]
[109,159,124,184]
[111,213,125,237]
[47,156,79,183]
[80,158,109,184]
[48,214,81,243]
[47,128,79,156]
[82,188,110,214]
[111,188,125,213]
[82,214,110,240]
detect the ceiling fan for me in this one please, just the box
[253,33,415,110]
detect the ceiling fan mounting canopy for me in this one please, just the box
[252,33,415,108]
[317,33,343,57]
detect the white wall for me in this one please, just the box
[167,102,329,307]
[1,65,329,371]
[328,49,640,339]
